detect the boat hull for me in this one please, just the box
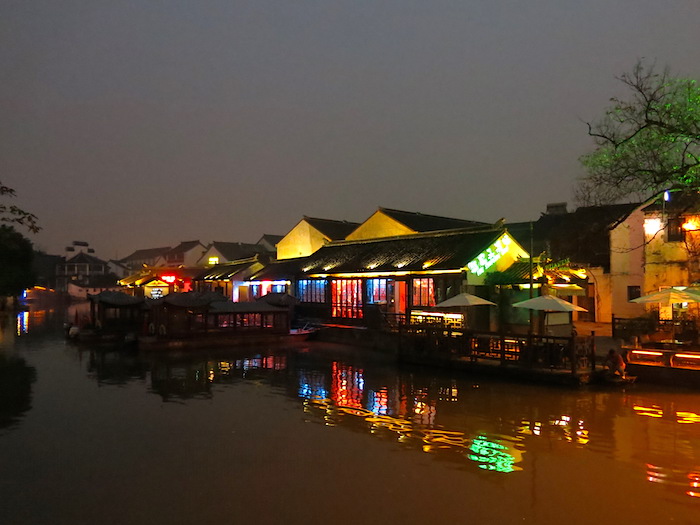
[137,329,315,351]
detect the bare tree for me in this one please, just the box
[0,181,40,233]
[578,61,700,205]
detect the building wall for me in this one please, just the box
[277,221,330,260]
[643,211,692,293]
[67,282,121,300]
[609,207,646,319]
[345,211,414,241]
[182,247,205,267]
[198,247,226,266]
[155,245,206,268]
[588,267,612,322]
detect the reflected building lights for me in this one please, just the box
[369,387,389,416]
[16,311,29,335]
[467,435,520,473]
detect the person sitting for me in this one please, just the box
[604,349,626,378]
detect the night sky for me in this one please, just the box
[3,1,699,259]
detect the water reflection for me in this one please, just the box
[63,343,700,494]
[86,348,149,386]
[0,352,36,432]
[8,309,700,508]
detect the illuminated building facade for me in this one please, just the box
[276,216,360,260]
[119,268,200,298]
[641,191,700,320]
[345,207,488,241]
[508,202,646,323]
[251,227,529,327]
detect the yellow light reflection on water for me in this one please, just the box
[634,405,664,418]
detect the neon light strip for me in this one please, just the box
[675,354,700,359]
[632,350,664,356]
[241,280,290,286]
[412,311,463,320]
[309,269,462,278]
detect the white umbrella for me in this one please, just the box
[512,294,588,312]
[630,288,700,305]
[435,293,496,307]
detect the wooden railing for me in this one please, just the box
[397,322,593,374]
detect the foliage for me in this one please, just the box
[0,181,40,233]
[0,225,36,296]
[578,61,700,205]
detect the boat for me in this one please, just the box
[622,344,700,387]
[589,370,637,386]
[69,290,316,351]
[136,328,315,351]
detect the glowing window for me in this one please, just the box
[367,279,390,304]
[412,278,435,307]
[208,256,219,265]
[297,279,327,303]
[331,279,363,318]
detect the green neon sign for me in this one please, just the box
[467,234,513,276]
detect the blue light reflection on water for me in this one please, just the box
[3,310,700,524]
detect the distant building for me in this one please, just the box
[153,241,207,268]
[56,252,119,295]
[197,241,271,267]
[256,234,284,252]
[67,278,122,301]
[108,259,131,279]
[120,246,172,270]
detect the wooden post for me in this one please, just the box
[590,330,596,373]
[570,335,576,375]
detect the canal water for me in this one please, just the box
[2,309,700,524]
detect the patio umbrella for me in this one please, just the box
[630,288,700,305]
[435,293,496,307]
[512,294,588,312]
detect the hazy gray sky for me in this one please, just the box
[3,0,700,259]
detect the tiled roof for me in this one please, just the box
[253,228,508,278]
[120,247,171,263]
[64,252,108,265]
[257,234,284,245]
[147,291,228,308]
[208,241,269,261]
[144,292,285,313]
[87,290,144,306]
[643,190,700,213]
[508,203,641,270]
[303,217,361,240]
[196,260,259,280]
[210,301,287,313]
[165,241,205,255]
[378,207,489,232]
[248,258,309,280]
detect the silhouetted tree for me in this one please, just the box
[0,180,40,233]
[578,61,700,205]
[0,225,36,297]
